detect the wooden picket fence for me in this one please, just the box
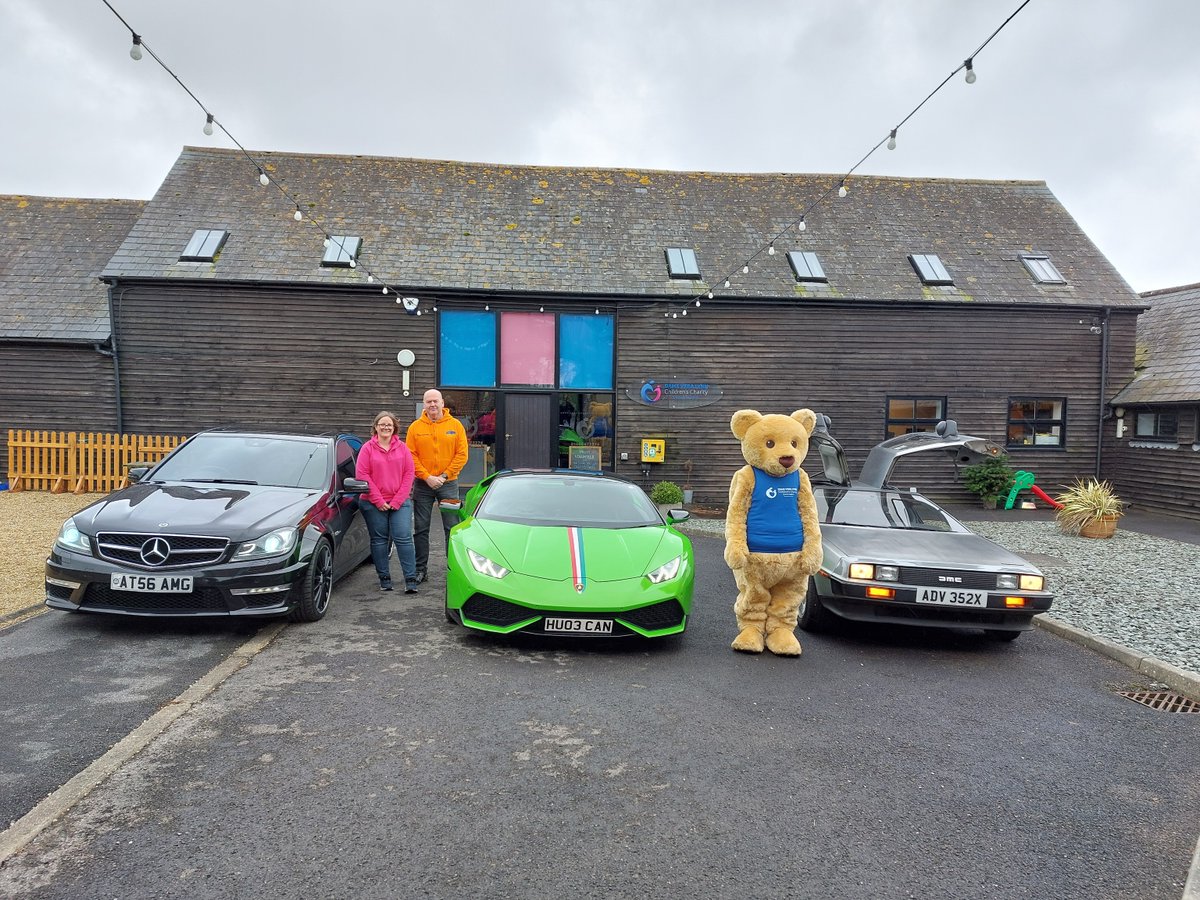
[6,430,188,494]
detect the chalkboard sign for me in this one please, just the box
[568,445,602,471]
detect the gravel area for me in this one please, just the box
[0,491,102,623]
[678,516,1200,678]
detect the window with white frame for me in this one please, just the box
[1135,410,1178,441]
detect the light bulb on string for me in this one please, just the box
[349,259,356,268]
[838,180,848,198]
[742,265,749,274]
[129,34,142,60]
[706,291,713,299]
[293,208,302,222]
[723,279,730,289]
[672,313,678,319]
[367,274,374,283]
[798,218,806,232]
[259,170,269,187]
[382,287,388,295]
[323,238,330,248]
[768,244,775,255]
[681,309,687,316]
[964,58,976,84]
[696,299,702,307]
[887,129,897,150]
[203,114,214,136]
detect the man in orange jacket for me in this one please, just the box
[406,388,469,582]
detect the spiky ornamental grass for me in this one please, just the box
[1055,478,1124,535]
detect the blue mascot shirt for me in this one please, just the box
[746,469,805,553]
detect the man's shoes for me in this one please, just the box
[380,580,393,592]
[404,583,419,595]
[415,569,427,584]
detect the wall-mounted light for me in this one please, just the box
[401,296,420,316]
[396,348,416,396]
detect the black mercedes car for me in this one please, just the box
[800,417,1054,640]
[45,428,371,622]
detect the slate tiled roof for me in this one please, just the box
[1,195,145,342]
[103,147,1142,308]
[1111,282,1200,405]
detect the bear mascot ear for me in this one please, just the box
[731,409,763,440]
[790,408,817,436]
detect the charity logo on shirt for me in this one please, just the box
[747,469,805,553]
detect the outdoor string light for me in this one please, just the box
[102,0,1029,326]
[661,0,1031,321]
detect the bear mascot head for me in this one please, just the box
[723,408,823,656]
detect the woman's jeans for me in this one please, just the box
[358,498,417,587]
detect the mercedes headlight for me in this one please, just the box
[234,526,299,559]
[55,518,91,553]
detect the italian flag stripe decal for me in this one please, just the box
[567,527,586,593]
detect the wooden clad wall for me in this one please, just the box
[0,344,116,481]
[1102,407,1200,521]
[613,303,1138,507]
[114,283,438,437]
[111,283,1137,510]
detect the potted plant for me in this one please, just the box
[1055,478,1124,538]
[681,459,695,505]
[649,480,684,514]
[960,455,1015,509]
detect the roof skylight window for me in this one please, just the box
[665,247,701,279]
[787,250,827,283]
[179,229,229,262]
[1021,254,1066,284]
[909,253,953,285]
[322,236,362,267]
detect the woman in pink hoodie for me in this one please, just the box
[355,411,418,593]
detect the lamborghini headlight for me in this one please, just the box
[646,556,682,584]
[234,526,298,559]
[468,548,509,579]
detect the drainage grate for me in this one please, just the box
[1116,690,1200,713]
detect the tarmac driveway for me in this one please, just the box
[1,535,1198,899]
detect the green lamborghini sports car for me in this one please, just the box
[445,470,695,638]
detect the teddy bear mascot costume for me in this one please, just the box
[723,408,823,656]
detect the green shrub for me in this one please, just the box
[960,455,1014,503]
[649,481,684,505]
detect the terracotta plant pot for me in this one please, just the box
[1078,514,1119,539]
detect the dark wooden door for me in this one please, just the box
[502,393,554,468]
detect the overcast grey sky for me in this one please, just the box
[3,0,1197,294]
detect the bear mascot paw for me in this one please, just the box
[723,408,823,656]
